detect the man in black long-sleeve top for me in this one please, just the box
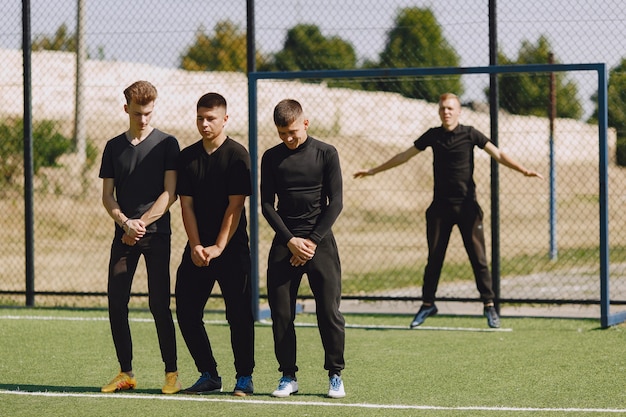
[261,99,346,399]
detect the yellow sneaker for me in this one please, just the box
[101,371,137,393]
[162,371,181,394]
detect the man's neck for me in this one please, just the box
[442,122,459,132]
[126,126,154,144]
[202,134,227,154]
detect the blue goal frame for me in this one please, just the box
[248,63,622,328]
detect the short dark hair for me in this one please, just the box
[123,80,157,105]
[197,92,227,111]
[273,99,303,127]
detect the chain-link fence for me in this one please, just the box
[2,1,626,317]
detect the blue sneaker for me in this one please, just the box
[410,304,438,328]
[182,372,222,394]
[233,375,253,396]
[271,376,298,398]
[327,374,345,398]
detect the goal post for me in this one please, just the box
[248,63,620,328]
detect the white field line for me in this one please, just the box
[0,315,513,332]
[0,315,224,325]
[0,389,624,413]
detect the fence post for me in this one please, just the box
[22,0,35,307]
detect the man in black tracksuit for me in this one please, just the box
[261,99,346,399]
[354,93,543,328]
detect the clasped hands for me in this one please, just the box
[190,244,223,267]
[288,237,316,267]
[121,218,146,246]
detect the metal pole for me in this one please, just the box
[548,52,558,260]
[246,0,260,321]
[22,0,35,306]
[597,64,613,327]
[74,0,87,164]
[488,0,500,312]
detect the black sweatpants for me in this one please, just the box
[107,232,177,373]
[422,200,495,304]
[175,245,255,378]
[267,233,345,377]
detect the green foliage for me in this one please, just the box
[0,119,22,184]
[492,36,583,119]
[257,24,358,88]
[267,24,357,73]
[32,23,76,52]
[0,118,72,185]
[365,7,463,102]
[84,138,99,170]
[32,120,72,172]
[607,61,626,165]
[31,22,104,59]
[607,60,626,130]
[588,59,626,165]
[617,135,626,166]
[180,21,265,72]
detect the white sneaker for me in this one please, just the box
[327,374,345,398]
[271,376,298,398]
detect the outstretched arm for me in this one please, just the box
[353,146,420,178]
[483,142,544,179]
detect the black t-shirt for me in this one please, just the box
[176,137,252,252]
[414,124,490,204]
[98,128,180,234]
[261,136,343,245]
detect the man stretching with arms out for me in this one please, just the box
[354,93,543,328]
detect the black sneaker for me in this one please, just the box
[182,372,222,394]
[233,375,253,397]
[484,305,501,328]
[410,304,438,328]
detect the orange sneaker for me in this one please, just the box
[162,371,181,394]
[101,371,137,393]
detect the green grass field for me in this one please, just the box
[1,307,625,416]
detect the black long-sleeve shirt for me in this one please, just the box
[261,136,343,245]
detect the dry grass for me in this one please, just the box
[3,125,625,309]
[2,52,625,306]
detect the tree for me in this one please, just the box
[0,118,72,186]
[31,22,104,60]
[266,24,357,73]
[32,23,76,52]
[180,21,264,72]
[589,59,626,165]
[366,7,463,102]
[492,36,583,119]
[258,24,357,88]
